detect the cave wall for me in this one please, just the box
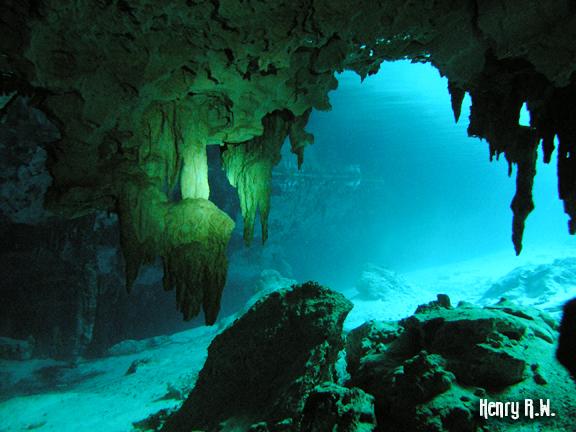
[2,0,576,324]
[0,98,206,358]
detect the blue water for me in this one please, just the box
[270,60,571,287]
[2,61,575,432]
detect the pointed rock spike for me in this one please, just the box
[448,81,465,123]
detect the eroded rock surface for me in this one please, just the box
[558,297,576,379]
[3,0,576,322]
[355,264,415,301]
[482,257,576,314]
[299,383,376,432]
[163,282,353,432]
[347,296,575,431]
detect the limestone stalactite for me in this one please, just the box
[118,180,234,324]
[222,111,292,245]
[447,81,465,123]
[3,0,576,323]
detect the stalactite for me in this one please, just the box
[117,179,234,323]
[222,111,292,245]
[176,101,210,200]
[447,81,465,123]
[288,109,314,169]
[541,131,556,164]
[553,83,576,235]
[117,179,167,291]
[558,135,576,235]
[467,66,541,254]
[508,129,539,255]
[528,82,576,236]
[162,198,234,324]
[140,103,181,190]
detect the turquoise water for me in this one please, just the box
[270,60,571,287]
[2,60,575,432]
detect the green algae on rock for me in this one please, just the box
[347,296,574,432]
[162,282,353,432]
[3,0,576,322]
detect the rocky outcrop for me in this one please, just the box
[0,209,205,359]
[557,297,576,379]
[0,95,222,359]
[355,264,415,301]
[347,296,574,432]
[482,257,576,314]
[0,96,56,225]
[163,282,353,432]
[299,383,376,432]
[3,1,576,322]
[0,336,34,360]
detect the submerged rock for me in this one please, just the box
[482,257,576,314]
[300,383,376,432]
[355,264,415,301]
[347,296,574,431]
[163,282,353,432]
[106,336,170,357]
[557,297,576,379]
[255,269,297,295]
[0,336,33,360]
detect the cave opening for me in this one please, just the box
[2,2,576,430]
[223,60,572,308]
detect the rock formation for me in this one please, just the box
[557,297,576,379]
[162,282,353,432]
[299,383,376,432]
[3,0,576,322]
[347,296,575,431]
[482,257,576,314]
[132,289,575,432]
[355,264,415,301]
[0,96,208,358]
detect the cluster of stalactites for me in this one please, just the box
[529,82,576,236]
[222,109,314,245]
[447,57,576,255]
[139,99,212,202]
[114,98,236,324]
[115,103,313,323]
[117,179,234,324]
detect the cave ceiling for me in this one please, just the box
[1,0,576,323]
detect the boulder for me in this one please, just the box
[347,296,575,431]
[255,269,296,295]
[482,257,576,314]
[557,297,576,379]
[163,282,353,432]
[0,336,34,360]
[355,264,414,301]
[299,383,376,432]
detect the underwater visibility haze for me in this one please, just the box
[2,2,576,431]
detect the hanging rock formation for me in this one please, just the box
[2,0,576,321]
[0,97,215,358]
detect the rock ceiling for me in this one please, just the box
[1,0,576,322]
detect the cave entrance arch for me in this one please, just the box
[259,60,568,290]
[5,1,576,325]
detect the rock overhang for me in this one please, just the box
[2,0,576,322]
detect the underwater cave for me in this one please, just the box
[2,1,576,431]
